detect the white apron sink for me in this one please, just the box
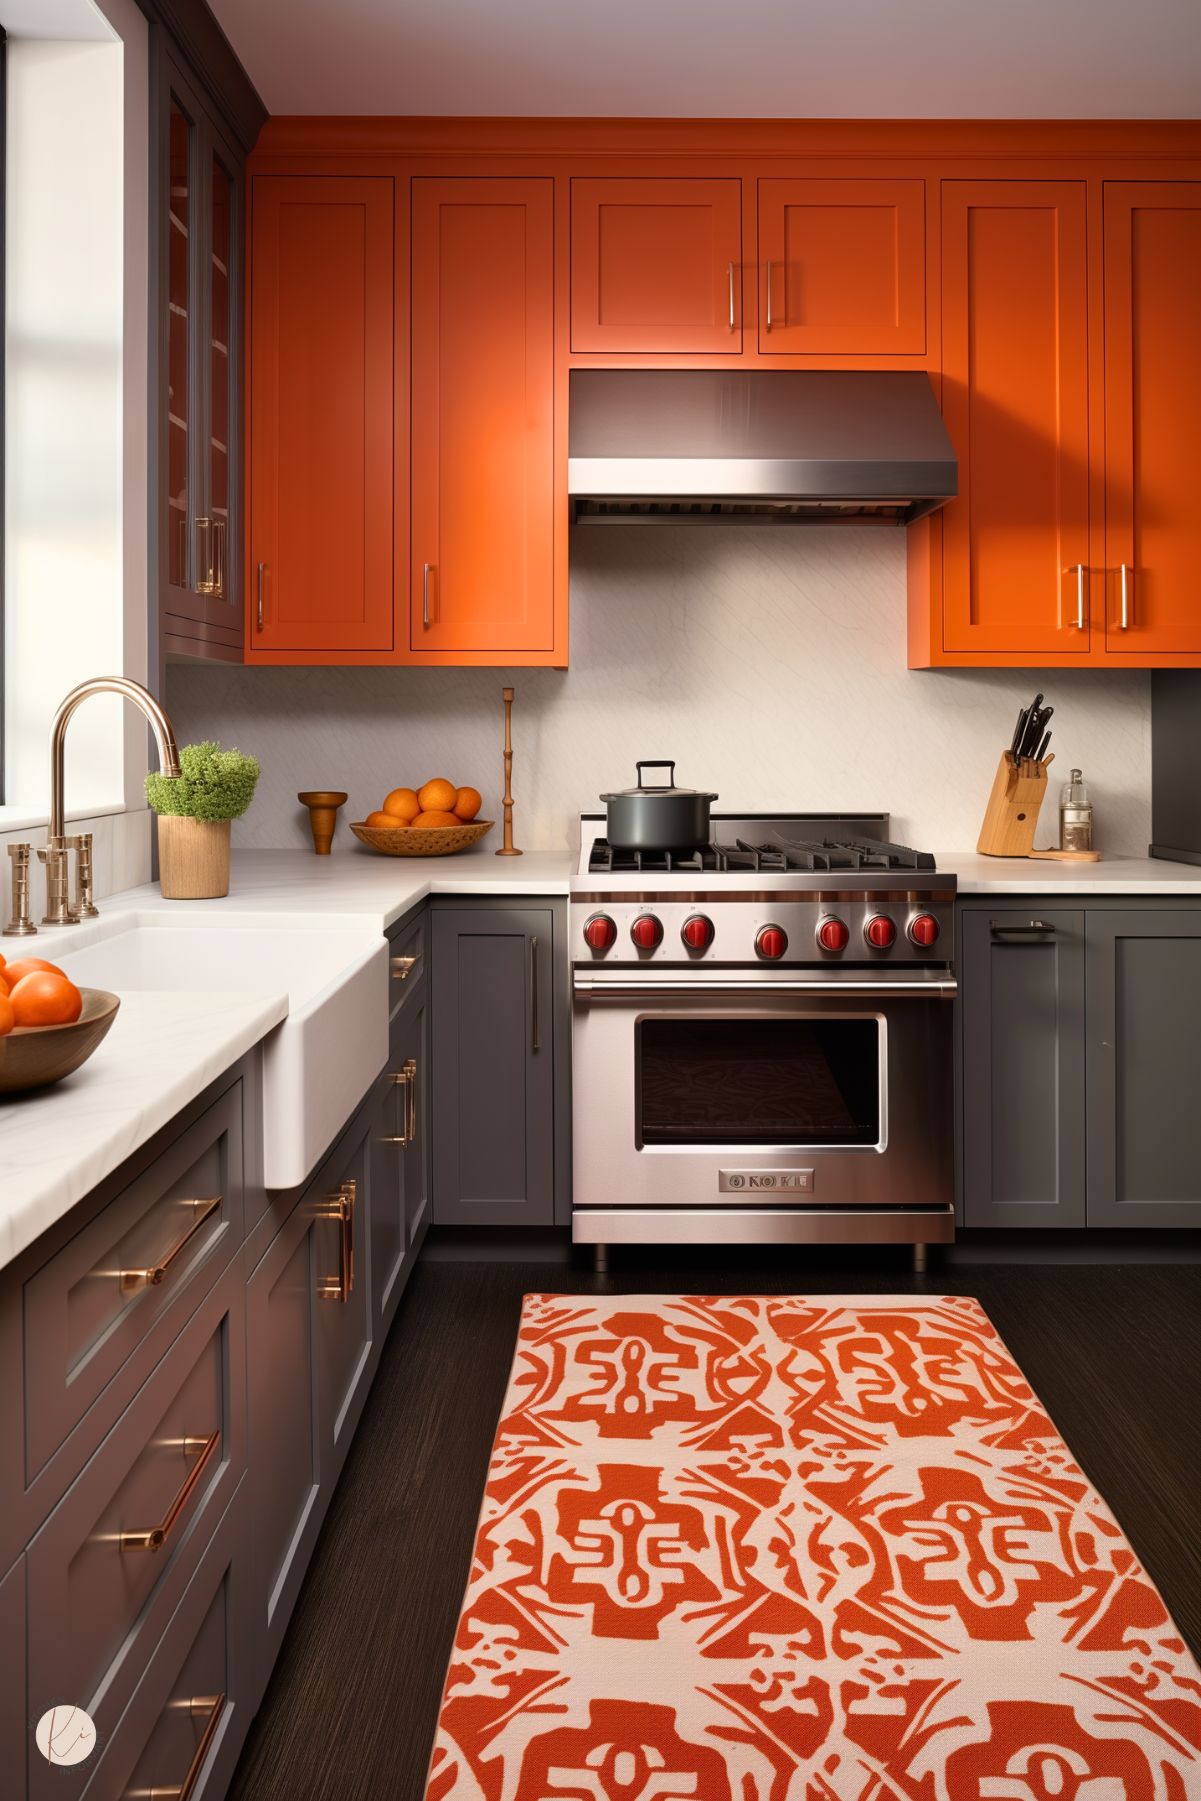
[55,921,387,1191]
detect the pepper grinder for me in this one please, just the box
[66,832,100,918]
[4,843,38,936]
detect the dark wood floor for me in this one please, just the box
[227,1250,1201,1801]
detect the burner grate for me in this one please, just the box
[587,834,936,874]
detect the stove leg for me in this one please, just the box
[912,1242,928,1276]
[593,1242,609,1276]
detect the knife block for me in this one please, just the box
[976,753,1050,857]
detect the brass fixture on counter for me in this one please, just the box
[298,789,348,854]
[3,842,37,936]
[495,685,523,857]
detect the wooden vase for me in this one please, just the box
[157,816,231,899]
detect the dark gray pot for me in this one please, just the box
[600,761,718,851]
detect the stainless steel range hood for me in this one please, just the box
[568,369,957,525]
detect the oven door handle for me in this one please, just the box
[573,976,957,1000]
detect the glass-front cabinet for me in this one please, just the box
[155,55,244,665]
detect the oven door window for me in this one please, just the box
[637,1016,881,1148]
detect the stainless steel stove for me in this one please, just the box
[569,813,956,1268]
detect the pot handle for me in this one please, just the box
[635,760,676,790]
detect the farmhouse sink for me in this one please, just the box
[55,920,388,1190]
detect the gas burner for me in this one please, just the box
[586,822,937,876]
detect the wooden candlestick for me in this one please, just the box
[495,687,523,856]
[298,791,348,855]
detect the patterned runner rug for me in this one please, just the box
[425,1293,1200,1800]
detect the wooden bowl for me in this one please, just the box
[349,819,494,858]
[0,989,121,1094]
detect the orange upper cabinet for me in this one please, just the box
[247,176,395,657]
[1103,182,1201,660]
[757,179,925,357]
[410,178,557,660]
[571,178,742,354]
[938,181,1091,658]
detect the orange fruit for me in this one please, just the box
[417,777,457,813]
[454,786,482,822]
[364,810,399,829]
[10,970,82,1028]
[2,957,64,989]
[383,786,421,822]
[412,810,460,829]
[0,992,13,1036]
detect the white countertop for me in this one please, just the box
[0,845,573,1274]
[935,851,1201,894]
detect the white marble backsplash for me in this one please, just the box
[166,528,1153,857]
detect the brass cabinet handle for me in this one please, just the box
[1075,562,1086,630]
[318,1180,355,1302]
[120,1198,222,1295]
[727,261,736,331]
[380,1060,416,1145]
[423,562,433,629]
[765,259,774,331]
[391,954,420,981]
[195,518,213,595]
[1120,561,1131,630]
[530,935,540,1053]
[256,561,266,631]
[120,1430,220,1552]
[140,1692,226,1801]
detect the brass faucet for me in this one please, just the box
[45,677,181,925]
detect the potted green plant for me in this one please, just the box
[145,741,260,899]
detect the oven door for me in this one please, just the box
[572,968,955,1210]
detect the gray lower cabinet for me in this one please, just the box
[372,959,430,1332]
[960,898,1201,1228]
[1085,911,1201,1225]
[431,904,558,1226]
[245,1096,375,1687]
[960,909,1086,1227]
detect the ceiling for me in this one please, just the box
[207,0,1201,119]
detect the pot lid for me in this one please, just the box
[600,760,719,802]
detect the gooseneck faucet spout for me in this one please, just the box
[49,677,181,845]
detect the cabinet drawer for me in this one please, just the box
[62,1475,253,1801]
[22,1084,244,1491]
[388,912,426,1022]
[26,1263,244,1797]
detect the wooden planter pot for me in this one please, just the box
[156,816,231,899]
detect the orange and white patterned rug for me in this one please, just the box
[425,1293,1201,1800]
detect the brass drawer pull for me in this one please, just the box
[120,1430,220,1552]
[379,1060,416,1145]
[318,1180,355,1302]
[142,1692,225,1801]
[391,953,420,980]
[120,1197,222,1295]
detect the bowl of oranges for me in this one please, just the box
[350,778,493,858]
[0,955,120,1095]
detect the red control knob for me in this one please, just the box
[631,914,663,951]
[865,915,896,950]
[681,914,714,952]
[755,924,788,961]
[909,913,940,948]
[817,916,850,953]
[583,913,617,954]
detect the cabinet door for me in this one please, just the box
[941,182,1090,656]
[371,983,428,1334]
[0,1559,25,1801]
[156,55,244,662]
[246,1114,373,1676]
[410,178,555,655]
[248,174,394,654]
[431,908,555,1226]
[1103,183,1201,659]
[960,909,1086,1227]
[757,179,925,355]
[1085,911,1201,1226]
[571,177,742,353]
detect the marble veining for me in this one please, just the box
[165,528,1154,858]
